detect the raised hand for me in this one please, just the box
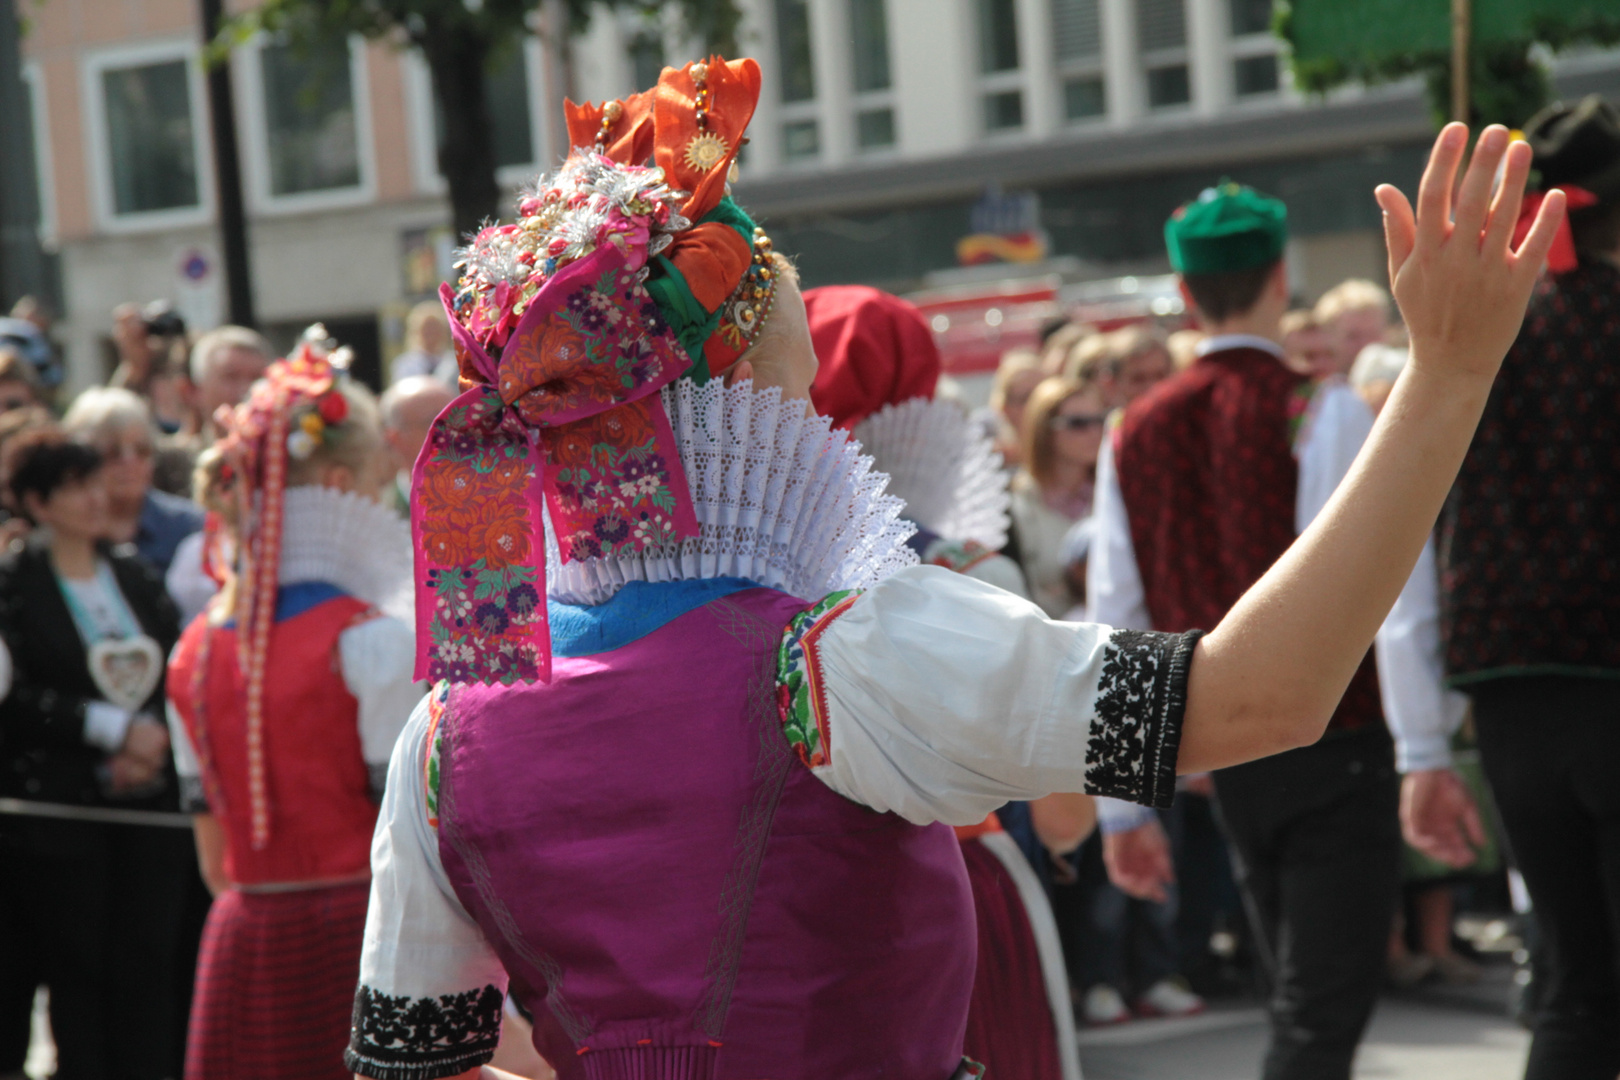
[1374,124,1564,385]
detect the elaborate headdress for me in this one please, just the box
[414,58,782,685]
[203,326,354,850]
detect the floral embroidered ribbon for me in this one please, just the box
[412,243,697,685]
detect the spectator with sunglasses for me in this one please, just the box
[1009,375,1110,617]
[63,388,204,576]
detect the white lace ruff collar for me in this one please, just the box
[546,379,918,605]
[852,397,1011,550]
[278,485,415,622]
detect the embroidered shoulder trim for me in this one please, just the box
[922,537,996,575]
[423,681,450,831]
[1085,628,1202,809]
[776,590,862,769]
[345,983,503,1080]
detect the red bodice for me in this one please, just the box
[168,593,381,886]
[1114,348,1381,733]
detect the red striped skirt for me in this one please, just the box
[185,880,369,1080]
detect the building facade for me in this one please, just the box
[19,0,1620,389]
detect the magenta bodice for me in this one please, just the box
[435,584,976,1080]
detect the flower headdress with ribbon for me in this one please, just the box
[200,326,353,850]
[412,57,781,685]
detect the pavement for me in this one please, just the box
[1078,986,1530,1080]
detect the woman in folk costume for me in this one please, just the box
[346,53,1561,1080]
[805,283,1086,1080]
[164,330,424,1079]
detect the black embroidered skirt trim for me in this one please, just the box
[1085,628,1203,809]
[345,983,504,1080]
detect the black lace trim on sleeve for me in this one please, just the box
[178,776,209,815]
[1085,629,1202,809]
[345,983,504,1080]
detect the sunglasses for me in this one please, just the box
[1050,413,1108,431]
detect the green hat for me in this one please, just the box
[1164,180,1288,275]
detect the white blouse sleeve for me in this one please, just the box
[1087,434,1152,631]
[338,614,428,801]
[165,699,209,813]
[1375,538,1469,772]
[348,690,509,1080]
[780,565,1198,827]
[1294,381,1374,533]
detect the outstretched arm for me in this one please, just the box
[1177,124,1564,774]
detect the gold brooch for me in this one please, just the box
[683,132,730,172]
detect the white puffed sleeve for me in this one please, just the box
[1294,380,1374,533]
[778,565,1198,827]
[338,614,427,801]
[347,690,509,1080]
[1376,538,1469,772]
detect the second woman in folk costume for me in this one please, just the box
[806,283,1086,1080]
[164,332,424,1080]
[349,53,1564,1080]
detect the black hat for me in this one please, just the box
[1525,95,1620,201]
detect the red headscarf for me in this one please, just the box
[805,286,941,430]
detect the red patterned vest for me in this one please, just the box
[168,589,381,885]
[1113,347,1382,734]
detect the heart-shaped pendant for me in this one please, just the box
[87,635,163,713]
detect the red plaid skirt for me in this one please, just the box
[184,880,369,1080]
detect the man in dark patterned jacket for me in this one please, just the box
[1401,96,1620,1080]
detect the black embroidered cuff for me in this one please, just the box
[1084,628,1202,809]
[346,983,504,1080]
[178,777,210,815]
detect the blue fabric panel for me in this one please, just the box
[548,577,764,657]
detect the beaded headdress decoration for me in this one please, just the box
[197,326,352,850]
[411,56,777,685]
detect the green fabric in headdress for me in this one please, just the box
[644,196,759,384]
[1164,181,1288,275]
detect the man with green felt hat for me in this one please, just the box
[1089,180,1405,1080]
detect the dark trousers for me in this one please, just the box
[1472,675,1620,1080]
[0,815,195,1080]
[1213,726,1402,1080]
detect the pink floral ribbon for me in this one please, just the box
[411,243,698,684]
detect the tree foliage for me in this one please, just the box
[1277,0,1620,129]
[218,0,744,238]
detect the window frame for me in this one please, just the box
[236,32,377,215]
[848,0,897,154]
[80,38,213,234]
[401,38,547,197]
[1228,27,1285,101]
[22,61,58,249]
[1050,0,1106,126]
[975,0,1027,138]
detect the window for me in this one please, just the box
[1146,64,1190,107]
[628,25,665,92]
[978,0,1020,74]
[856,108,895,148]
[775,0,815,103]
[101,59,200,215]
[1138,0,1190,110]
[1231,0,1274,36]
[850,0,891,92]
[1064,77,1106,119]
[1234,53,1279,95]
[260,38,361,196]
[984,90,1024,131]
[432,46,534,172]
[782,119,820,160]
[849,0,896,151]
[1052,0,1105,122]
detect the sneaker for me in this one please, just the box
[1135,977,1206,1018]
[1433,952,1484,985]
[1081,984,1132,1025]
[1387,952,1435,989]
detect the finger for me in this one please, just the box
[1416,122,1469,249]
[1376,184,1417,286]
[1483,139,1533,254]
[1513,188,1567,279]
[1453,125,1510,240]
[723,360,754,388]
[1463,801,1487,848]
